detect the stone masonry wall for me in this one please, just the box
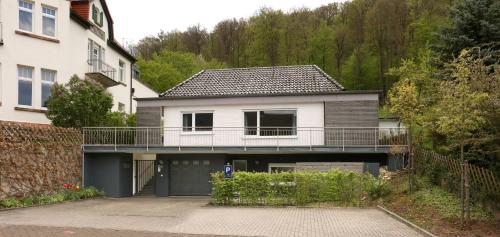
[0,121,82,200]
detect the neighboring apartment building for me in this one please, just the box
[0,0,157,124]
[82,65,408,198]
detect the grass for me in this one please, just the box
[0,186,104,209]
[382,173,499,237]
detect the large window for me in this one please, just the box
[244,110,297,136]
[18,66,33,106]
[19,1,33,32]
[268,163,296,173]
[41,69,56,107]
[183,112,213,132]
[42,6,56,37]
[233,160,247,172]
[118,60,125,83]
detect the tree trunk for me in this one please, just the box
[465,160,470,221]
[408,125,413,194]
[460,140,465,229]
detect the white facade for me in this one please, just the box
[163,100,325,147]
[132,78,158,114]
[0,0,156,124]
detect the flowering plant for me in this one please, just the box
[63,183,80,192]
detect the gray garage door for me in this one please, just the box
[170,159,222,196]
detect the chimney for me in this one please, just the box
[70,0,90,20]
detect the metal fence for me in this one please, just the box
[83,127,408,151]
[87,59,116,80]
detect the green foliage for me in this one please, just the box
[211,170,389,206]
[133,0,455,95]
[435,0,500,60]
[137,50,226,92]
[0,186,104,209]
[432,50,489,142]
[46,76,114,128]
[102,112,136,127]
[411,176,493,220]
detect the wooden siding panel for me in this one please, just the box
[324,100,379,127]
[137,107,162,127]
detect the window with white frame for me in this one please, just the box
[244,110,297,136]
[268,163,296,173]
[19,0,33,32]
[182,112,213,132]
[118,60,125,83]
[17,66,33,106]
[41,69,56,107]
[233,160,247,172]
[118,102,125,112]
[42,6,56,37]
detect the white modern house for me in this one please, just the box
[0,0,157,124]
[82,65,409,197]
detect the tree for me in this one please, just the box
[433,49,489,227]
[46,76,113,128]
[435,0,500,60]
[387,50,435,193]
[137,50,226,92]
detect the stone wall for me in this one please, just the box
[0,121,82,200]
[296,162,364,173]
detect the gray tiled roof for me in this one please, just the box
[160,65,344,99]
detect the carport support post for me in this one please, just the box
[276,128,280,151]
[211,131,214,151]
[146,128,149,151]
[342,128,345,151]
[309,128,312,151]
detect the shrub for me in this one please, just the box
[211,170,389,206]
[0,185,104,209]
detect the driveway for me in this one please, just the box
[0,197,423,237]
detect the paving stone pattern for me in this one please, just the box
[0,197,423,237]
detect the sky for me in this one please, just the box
[106,0,339,45]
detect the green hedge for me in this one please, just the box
[211,170,390,206]
[0,186,104,209]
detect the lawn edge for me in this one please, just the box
[0,196,105,212]
[377,205,438,237]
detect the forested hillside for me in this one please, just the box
[134,0,455,95]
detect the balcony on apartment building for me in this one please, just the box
[86,59,118,87]
[82,127,409,153]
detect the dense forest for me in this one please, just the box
[134,0,456,95]
[133,0,499,173]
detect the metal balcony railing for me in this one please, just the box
[87,59,116,81]
[82,127,409,151]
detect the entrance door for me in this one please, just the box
[155,158,169,197]
[170,159,222,196]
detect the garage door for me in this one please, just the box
[170,159,222,196]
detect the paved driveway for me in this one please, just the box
[0,197,423,237]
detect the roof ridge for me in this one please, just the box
[312,65,345,90]
[204,65,315,72]
[160,70,205,97]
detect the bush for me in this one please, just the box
[0,185,104,209]
[211,170,390,206]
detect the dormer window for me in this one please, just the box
[92,4,104,27]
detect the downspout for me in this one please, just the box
[130,64,133,114]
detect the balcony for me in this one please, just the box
[86,59,118,87]
[82,127,409,153]
[0,22,4,45]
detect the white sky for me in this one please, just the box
[106,0,340,44]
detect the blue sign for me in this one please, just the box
[224,164,233,178]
